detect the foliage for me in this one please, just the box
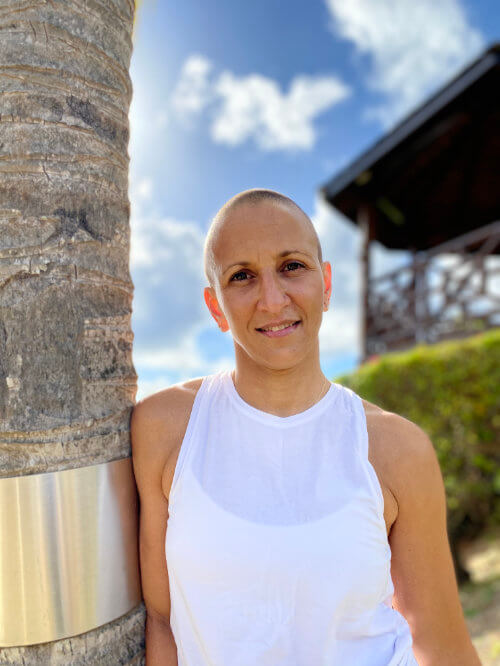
[334,329,500,547]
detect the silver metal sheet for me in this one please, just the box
[0,457,142,647]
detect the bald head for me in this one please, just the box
[204,189,323,287]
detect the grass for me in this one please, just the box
[459,528,500,665]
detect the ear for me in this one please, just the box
[322,261,332,311]
[204,287,229,332]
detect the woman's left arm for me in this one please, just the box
[385,415,481,666]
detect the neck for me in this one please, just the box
[231,347,330,418]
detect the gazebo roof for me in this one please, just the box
[320,44,500,251]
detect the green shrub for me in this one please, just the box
[334,329,500,577]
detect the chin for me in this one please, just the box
[257,348,309,372]
[233,336,311,370]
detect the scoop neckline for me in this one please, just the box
[221,369,339,427]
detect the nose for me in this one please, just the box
[256,269,291,313]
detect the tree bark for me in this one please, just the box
[0,0,145,662]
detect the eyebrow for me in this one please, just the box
[222,250,313,275]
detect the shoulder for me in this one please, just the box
[130,376,205,496]
[132,376,205,438]
[361,397,440,508]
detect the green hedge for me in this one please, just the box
[334,329,500,562]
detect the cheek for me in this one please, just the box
[222,293,253,324]
[294,281,323,306]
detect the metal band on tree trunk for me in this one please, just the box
[0,457,142,647]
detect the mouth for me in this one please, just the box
[256,321,301,338]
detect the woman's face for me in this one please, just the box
[204,201,331,371]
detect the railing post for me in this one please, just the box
[414,251,428,343]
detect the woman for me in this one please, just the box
[131,189,480,665]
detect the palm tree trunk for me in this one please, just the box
[0,0,144,662]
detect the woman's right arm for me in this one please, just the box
[131,395,179,666]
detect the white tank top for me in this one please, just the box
[165,370,419,665]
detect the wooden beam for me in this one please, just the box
[358,205,375,362]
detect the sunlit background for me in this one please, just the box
[128,0,496,400]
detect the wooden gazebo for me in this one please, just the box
[320,44,500,362]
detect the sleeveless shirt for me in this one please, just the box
[165,370,419,665]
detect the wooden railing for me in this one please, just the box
[365,221,500,357]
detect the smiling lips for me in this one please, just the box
[256,321,301,337]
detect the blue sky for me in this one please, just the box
[128,0,497,400]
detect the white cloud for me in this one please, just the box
[135,178,153,201]
[325,0,483,126]
[129,181,210,350]
[135,350,234,401]
[170,55,350,151]
[136,351,235,401]
[134,330,233,374]
[320,305,359,356]
[171,54,214,117]
[133,323,234,400]
[212,72,350,150]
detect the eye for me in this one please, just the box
[283,261,305,272]
[230,270,251,282]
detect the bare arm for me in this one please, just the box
[145,611,178,666]
[385,414,480,666]
[131,397,179,666]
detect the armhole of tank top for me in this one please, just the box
[350,391,385,522]
[168,376,209,504]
